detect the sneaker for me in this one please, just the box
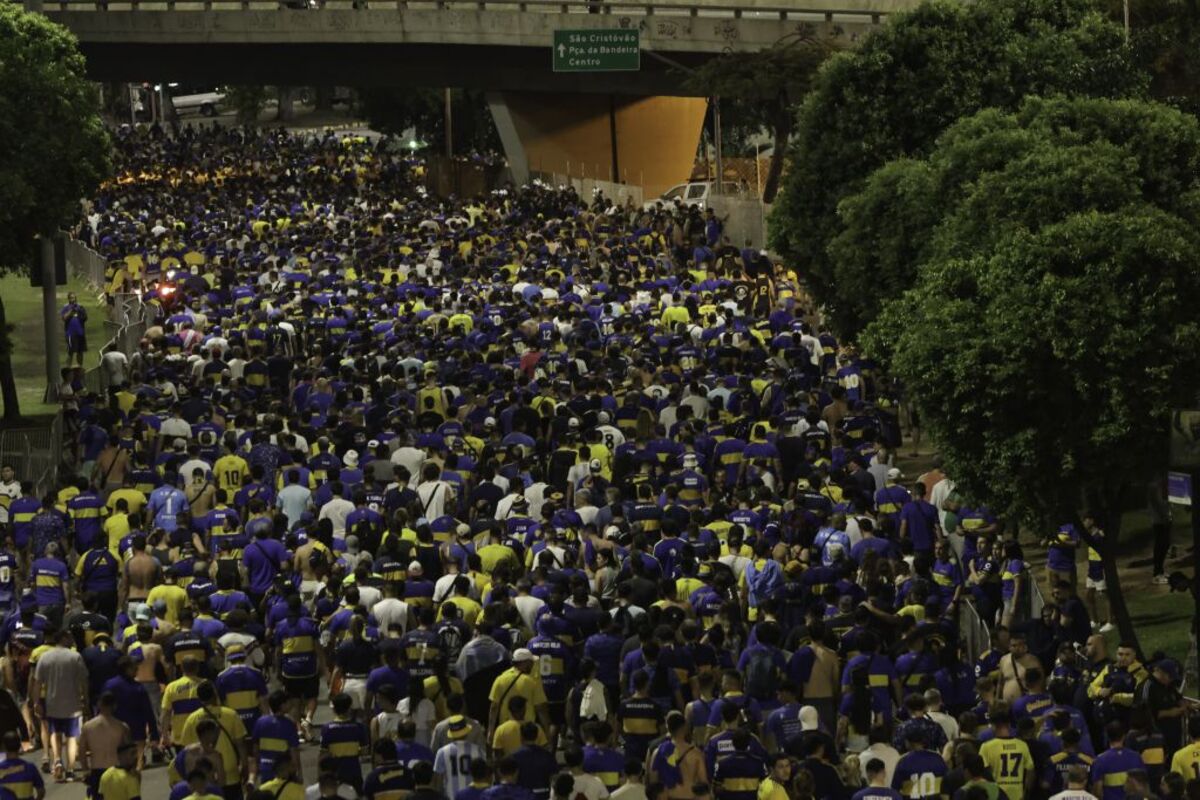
[1153,574,1170,585]
[40,759,50,775]
[1099,622,1115,633]
[52,761,64,783]
[64,770,76,783]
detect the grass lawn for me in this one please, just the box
[0,271,100,418]
[896,441,1198,664]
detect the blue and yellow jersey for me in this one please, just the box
[0,753,44,796]
[582,745,626,793]
[526,635,573,703]
[162,675,203,741]
[252,713,300,781]
[216,664,269,728]
[713,751,767,800]
[274,617,319,678]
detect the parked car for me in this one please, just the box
[643,180,743,211]
[170,88,225,117]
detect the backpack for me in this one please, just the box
[308,545,328,573]
[744,648,779,701]
[215,551,242,585]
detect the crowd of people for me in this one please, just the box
[0,123,1191,800]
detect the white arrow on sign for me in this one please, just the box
[557,43,567,57]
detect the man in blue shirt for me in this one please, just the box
[242,527,290,608]
[1090,722,1145,800]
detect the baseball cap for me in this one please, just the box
[568,418,580,429]
[597,411,611,424]
[344,450,360,467]
[887,467,902,481]
[484,417,497,428]
[589,458,602,472]
[408,560,424,574]
[682,453,698,467]
[513,648,536,663]
[133,603,152,622]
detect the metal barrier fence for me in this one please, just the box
[0,418,63,497]
[958,598,992,662]
[81,292,150,397]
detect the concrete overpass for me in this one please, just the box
[42,0,901,200]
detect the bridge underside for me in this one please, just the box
[76,41,714,94]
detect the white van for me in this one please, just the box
[644,180,744,211]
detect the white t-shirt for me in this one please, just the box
[571,773,610,800]
[372,598,409,637]
[417,481,452,520]
[318,497,355,535]
[1049,792,1099,800]
[858,743,901,787]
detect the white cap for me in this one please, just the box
[367,439,380,451]
[589,458,602,472]
[568,418,580,428]
[408,560,423,574]
[513,648,536,663]
[597,411,611,424]
[886,467,902,481]
[683,453,698,467]
[484,417,497,428]
[344,450,359,467]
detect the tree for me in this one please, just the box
[357,87,501,156]
[684,35,835,202]
[224,85,270,125]
[0,3,110,421]
[769,0,1146,336]
[861,96,1200,648]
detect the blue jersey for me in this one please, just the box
[321,718,369,786]
[275,617,319,678]
[891,750,947,800]
[251,713,300,780]
[216,665,269,728]
[1090,746,1144,800]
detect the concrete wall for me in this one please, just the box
[500,92,705,198]
[531,171,644,206]
[708,195,771,250]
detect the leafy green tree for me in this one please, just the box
[685,35,835,202]
[0,3,110,420]
[770,0,1146,335]
[357,87,500,156]
[224,85,270,125]
[862,96,1200,647]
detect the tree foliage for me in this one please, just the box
[0,4,110,421]
[685,35,835,202]
[769,0,1147,335]
[860,96,1200,646]
[357,88,501,156]
[0,2,110,273]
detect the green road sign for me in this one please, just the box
[552,29,640,72]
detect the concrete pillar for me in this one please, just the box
[487,92,530,185]
[493,92,706,198]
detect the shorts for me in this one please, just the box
[343,677,368,710]
[1086,577,1107,591]
[67,334,88,355]
[49,715,81,737]
[300,580,322,603]
[87,768,105,799]
[282,675,320,701]
[140,680,162,722]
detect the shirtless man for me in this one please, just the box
[121,534,161,612]
[999,630,1043,703]
[292,537,329,604]
[80,691,131,800]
